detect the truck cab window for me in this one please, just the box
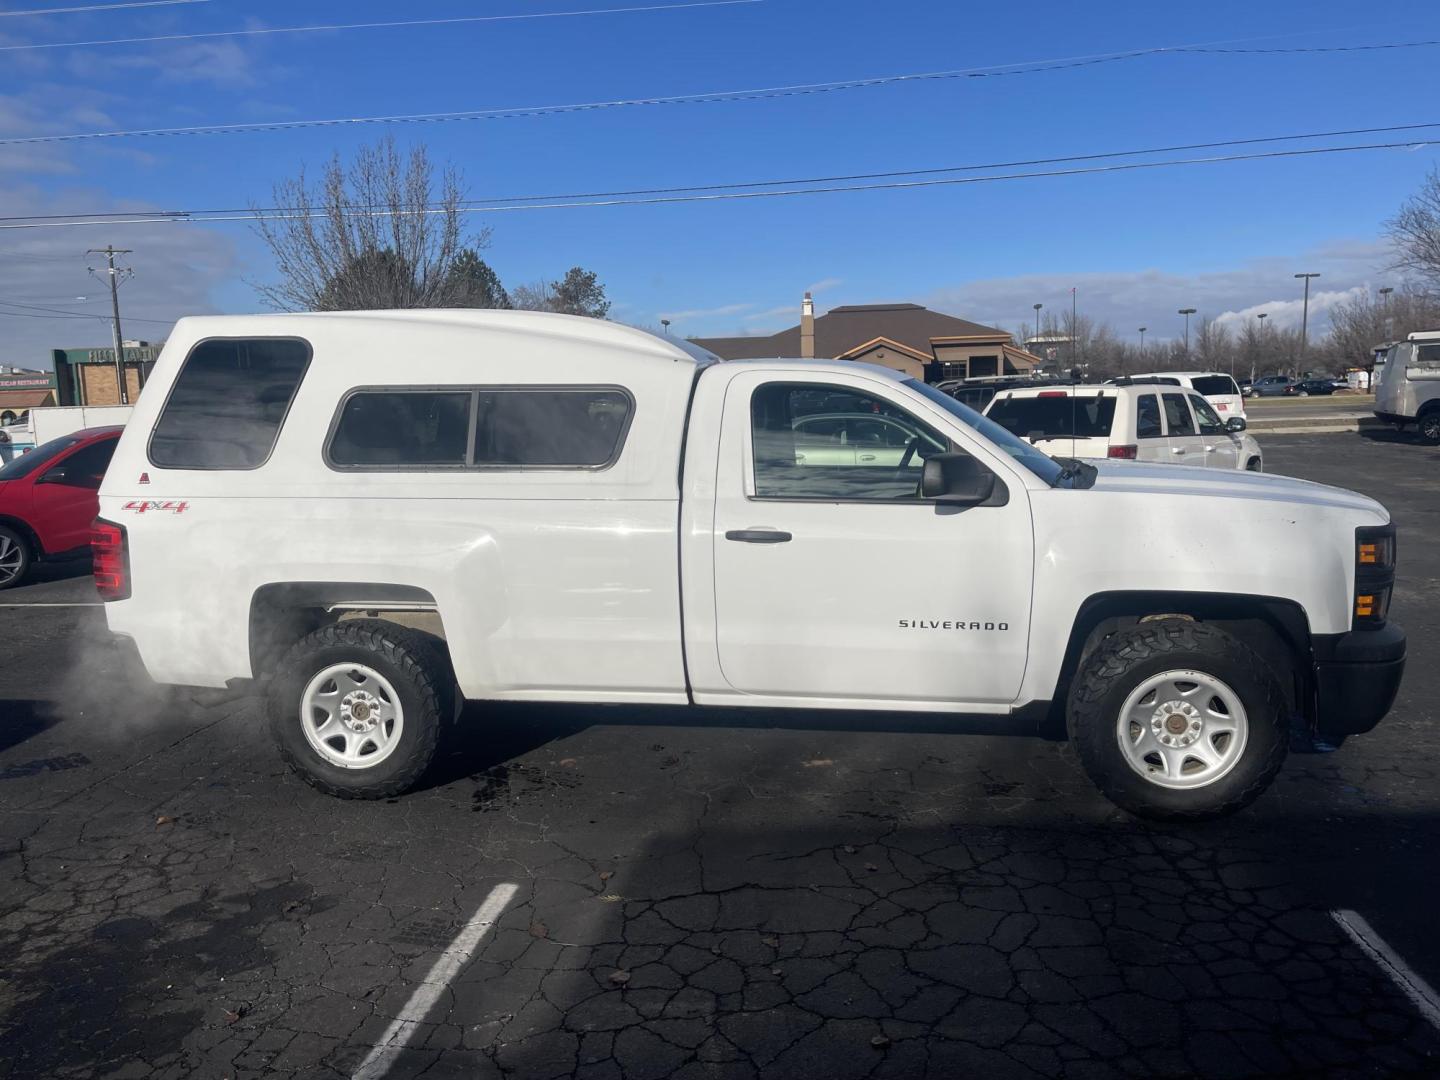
[1162,393,1195,436]
[751,383,950,501]
[1189,395,1226,435]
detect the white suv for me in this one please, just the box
[984,383,1263,471]
[1113,372,1247,418]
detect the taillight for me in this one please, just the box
[91,518,130,601]
[1037,391,1068,398]
[1107,445,1138,459]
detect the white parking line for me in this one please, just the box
[351,882,519,1080]
[1332,909,1440,1031]
[0,602,103,607]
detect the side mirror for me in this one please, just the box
[1226,416,1247,433]
[921,452,996,505]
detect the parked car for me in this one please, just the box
[1374,329,1440,443]
[1111,371,1246,418]
[1286,378,1337,397]
[0,426,121,589]
[97,312,1403,820]
[1249,375,1296,397]
[984,384,1262,471]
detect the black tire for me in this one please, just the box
[1419,409,1440,445]
[267,619,454,799]
[0,525,31,591]
[1067,619,1288,821]
[1245,457,1262,472]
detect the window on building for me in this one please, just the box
[330,391,472,467]
[472,389,632,467]
[149,338,311,469]
[1162,393,1195,436]
[751,382,950,500]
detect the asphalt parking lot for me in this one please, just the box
[2,430,1439,1079]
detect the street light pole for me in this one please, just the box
[1032,302,1042,345]
[1378,286,1395,342]
[1255,312,1267,384]
[1178,308,1197,357]
[1294,272,1320,376]
[1138,326,1146,352]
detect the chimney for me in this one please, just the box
[800,292,815,358]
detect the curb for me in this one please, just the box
[1251,420,1381,435]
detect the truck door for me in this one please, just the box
[708,372,1034,706]
[1188,394,1238,470]
[1161,392,1205,466]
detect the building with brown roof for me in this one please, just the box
[691,294,1043,382]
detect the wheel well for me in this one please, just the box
[1048,591,1312,736]
[248,582,445,678]
[1418,400,1440,417]
[0,515,42,559]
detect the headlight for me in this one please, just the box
[1354,524,1396,629]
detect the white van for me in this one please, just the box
[1112,372,1247,418]
[1374,330,1440,443]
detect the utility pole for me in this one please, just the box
[1178,308,1197,356]
[1294,272,1320,377]
[88,246,134,405]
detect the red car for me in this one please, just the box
[0,426,122,590]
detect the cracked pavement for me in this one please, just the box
[2,431,1439,1078]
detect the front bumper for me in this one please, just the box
[1312,623,1406,737]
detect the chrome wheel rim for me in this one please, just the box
[1422,415,1440,441]
[300,663,404,769]
[1116,669,1249,789]
[0,534,23,585]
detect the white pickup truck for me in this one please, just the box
[96,311,1406,819]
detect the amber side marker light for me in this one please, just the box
[1356,595,1376,618]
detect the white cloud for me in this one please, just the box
[920,239,1397,342]
[656,301,755,322]
[0,185,239,364]
[805,277,843,295]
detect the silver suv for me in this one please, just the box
[984,384,1263,470]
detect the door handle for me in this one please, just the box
[1171,448,1186,455]
[725,529,793,544]
[858,453,877,462]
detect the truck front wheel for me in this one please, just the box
[1067,620,1288,820]
[267,620,452,799]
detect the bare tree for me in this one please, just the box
[252,137,488,311]
[1386,168,1440,289]
[510,267,611,318]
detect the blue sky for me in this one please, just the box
[2,0,1439,363]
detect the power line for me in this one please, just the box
[1,138,1431,231]
[0,0,764,52]
[8,38,1440,146]
[6,121,1439,223]
[0,0,207,16]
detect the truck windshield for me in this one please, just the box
[903,380,1068,487]
[0,434,80,481]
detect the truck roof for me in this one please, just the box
[168,309,724,366]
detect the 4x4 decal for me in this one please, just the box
[122,500,189,514]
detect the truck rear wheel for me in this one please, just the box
[267,620,452,799]
[1067,620,1288,820]
[1419,409,1440,445]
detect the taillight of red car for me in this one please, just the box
[91,518,130,601]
